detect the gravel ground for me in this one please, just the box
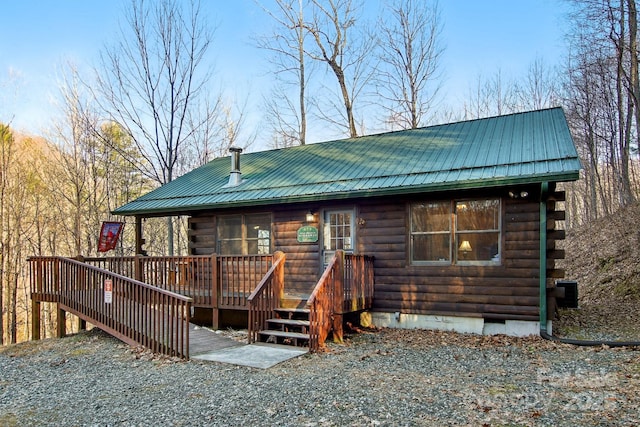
[1,327,639,426]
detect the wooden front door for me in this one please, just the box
[322,209,355,266]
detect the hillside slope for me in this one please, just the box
[556,201,640,340]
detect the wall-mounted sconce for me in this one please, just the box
[305,210,316,222]
[508,190,529,199]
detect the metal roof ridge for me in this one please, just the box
[130,154,579,204]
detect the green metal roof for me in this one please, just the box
[113,107,582,216]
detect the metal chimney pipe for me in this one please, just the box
[227,146,243,186]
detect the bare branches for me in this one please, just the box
[375,0,444,129]
[303,0,367,138]
[257,0,309,146]
[95,0,216,185]
[562,0,639,222]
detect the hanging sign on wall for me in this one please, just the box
[297,225,319,243]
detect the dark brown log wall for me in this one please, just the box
[187,184,566,321]
[357,187,548,321]
[188,216,217,255]
[188,206,322,295]
[272,207,321,294]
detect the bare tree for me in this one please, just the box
[304,0,374,138]
[258,0,310,146]
[263,85,307,148]
[0,123,11,343]
[0,126,51,343]
[95,0,218,255]
[562,0,639,222]
[514,57,560,111]
[376,0,444,130]
[49,65,100,256]
[463,69,517,120]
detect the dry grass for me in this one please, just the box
[555,202,640,341]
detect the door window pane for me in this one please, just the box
[325,211,353,251]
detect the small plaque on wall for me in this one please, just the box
[297,225,319,243]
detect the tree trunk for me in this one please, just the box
[298,0,307,145]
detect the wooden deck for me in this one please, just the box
[29,251,375,358]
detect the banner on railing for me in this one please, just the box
[98,221,124,252]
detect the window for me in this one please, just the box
[411,199,500,265]
[217,213,271,255]
[324,211,354,252]
[323,210,355,266]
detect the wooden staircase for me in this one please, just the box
[247,251,375,352]
[258,296,311,347]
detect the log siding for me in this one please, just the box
[187,184,564,322]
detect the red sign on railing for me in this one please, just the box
[104,279,113,304]
[98,222,124,252]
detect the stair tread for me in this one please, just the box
[259,330,310,339]
[276,307,310,314]
[268,318,310,326]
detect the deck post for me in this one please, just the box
[135,216,146,255]
[134,254,143,282]
[56,305,66,338]
[31,300,41,340]
[211,254,219,329]
[333,250,345,344]
[273,251,285,306]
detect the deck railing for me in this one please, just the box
[81,254,273,310]
[247,252,285,344]
[218,255,273,309]
[82,255,214,307]
[343,254,375,313]
[29,256,192,359]
[307,252,375,352]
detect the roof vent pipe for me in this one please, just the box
[227,146,243,186]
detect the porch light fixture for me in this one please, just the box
[508,190,529,199]
[459,240,472,252]
[306,210,315,222]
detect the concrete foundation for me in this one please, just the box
[367,311,550,337]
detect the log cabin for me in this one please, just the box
[110,107,581,339]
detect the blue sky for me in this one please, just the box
[1,0,567,148]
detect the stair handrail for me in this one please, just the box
[247,251,285,344]
[29,256,193,359]
[307,251,343,352]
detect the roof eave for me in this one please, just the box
[111,171,580,217]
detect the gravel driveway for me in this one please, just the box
[1,327,639,426]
